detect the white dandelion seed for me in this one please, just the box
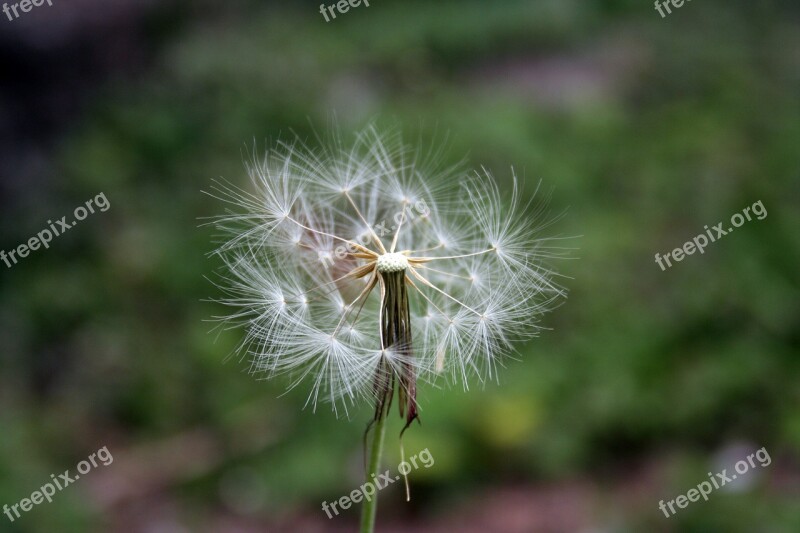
[206,126,569,420]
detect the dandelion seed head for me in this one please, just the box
[207,126,569,414]
[376,252,409,273]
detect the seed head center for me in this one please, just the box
[376,252,408,273]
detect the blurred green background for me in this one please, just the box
[0,0,798,531]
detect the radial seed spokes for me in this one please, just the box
[344,191,387,254]
[405,274,451,322]
[389,203,408,253]
[402,242,444,255]
[286,215,378,257]
[407,266,481,317]
[332,269,379,338]
[288,261,376,303]
[411,247,496,263]
[413,264,473,282]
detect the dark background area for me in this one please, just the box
[0,0,798,531]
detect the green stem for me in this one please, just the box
[359,409,387,533]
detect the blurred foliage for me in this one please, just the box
[0,0,798,531]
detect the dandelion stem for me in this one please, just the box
[361,270,417,532]
[360,395,388,533]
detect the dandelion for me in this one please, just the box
[207,127,568,532]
